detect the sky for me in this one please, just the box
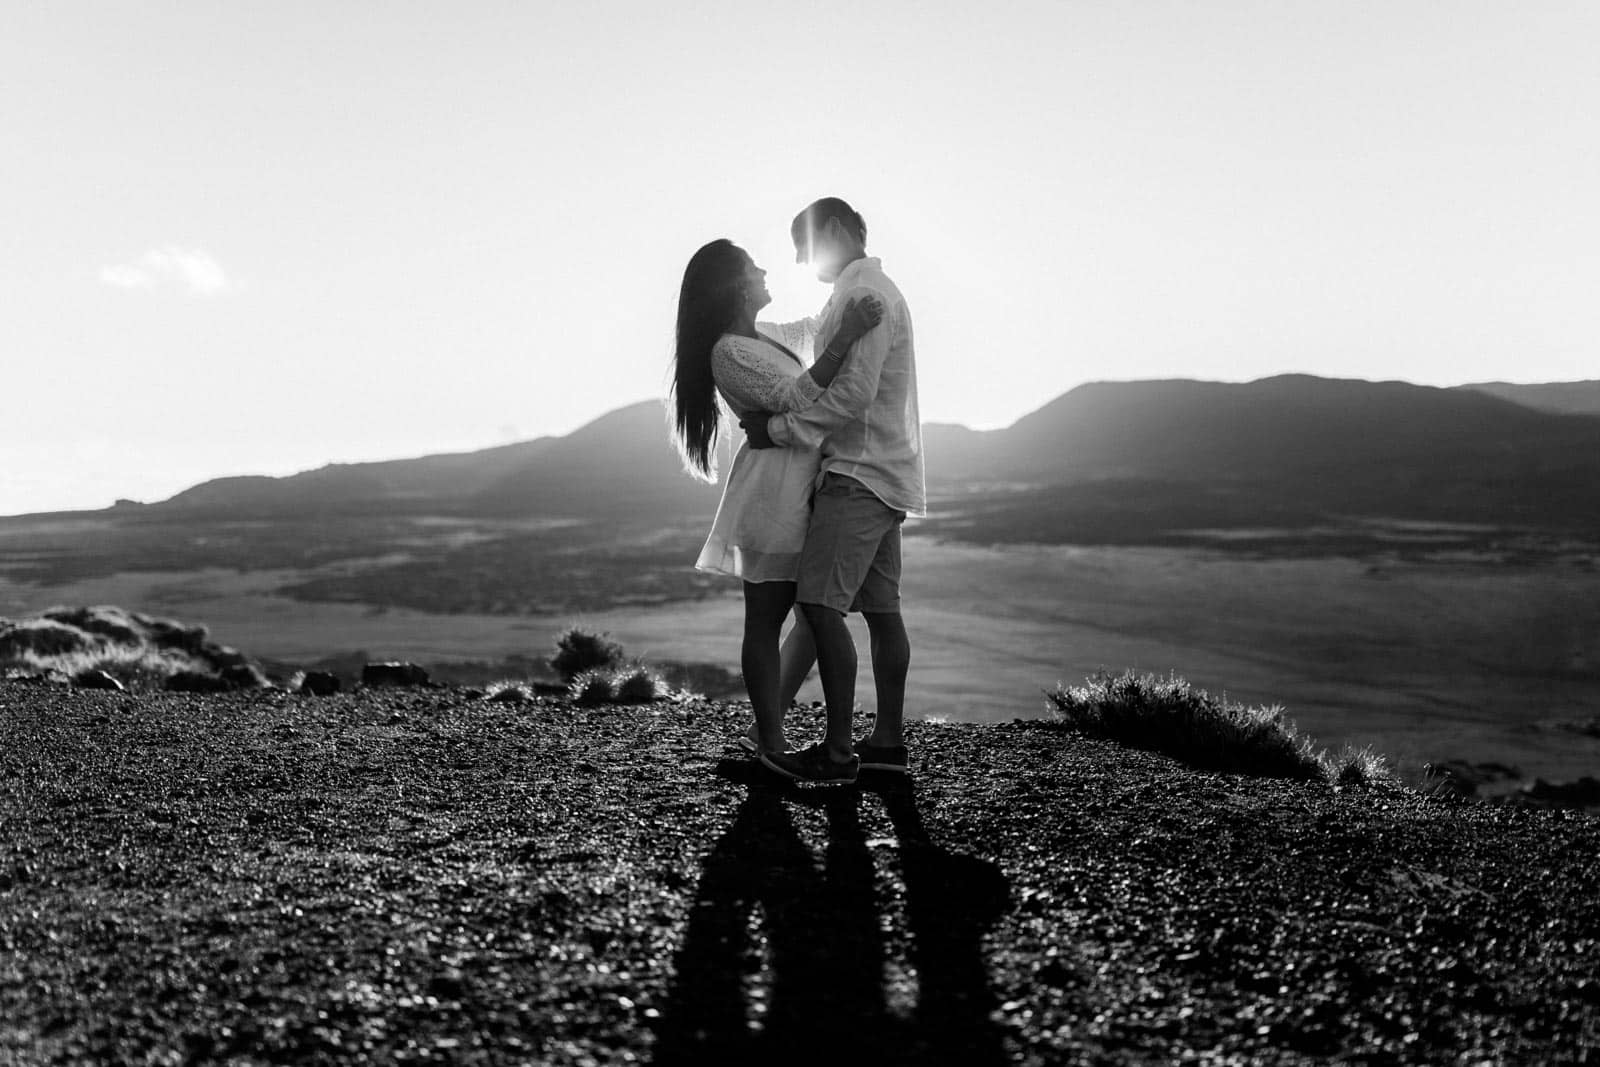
[3,1,1597,516]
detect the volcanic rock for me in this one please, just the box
[299,671,341,696]
[71,669,124,691]
[165,671,235,694]
[362,661,430,688]
[1519,776,1600,811]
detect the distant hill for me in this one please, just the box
[933,374,1600,529]
[155,401,720,521]
[160,437,559,515]
[943,374,1573,479]
[469,402,721,518]
[1458,381,1600,418]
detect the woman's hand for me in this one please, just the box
[832,294,884,348]
[805,293,885,391]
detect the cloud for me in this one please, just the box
[100,247,231,296]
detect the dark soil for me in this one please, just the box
[2,683,1597,1065]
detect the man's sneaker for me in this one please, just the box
[853,740,909,774]
[759,743,860,785]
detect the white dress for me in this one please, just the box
[695,324,825,582]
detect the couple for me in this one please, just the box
[670,197,925,785]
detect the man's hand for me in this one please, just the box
[740,412,777,449]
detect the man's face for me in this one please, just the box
[793,217,843,283]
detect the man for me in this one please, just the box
[745,197,925,785]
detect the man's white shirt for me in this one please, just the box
[758,256,926,517]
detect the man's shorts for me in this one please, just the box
[796,473,906,615]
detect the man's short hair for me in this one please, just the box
[792,197,867,245]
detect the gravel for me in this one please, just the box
[2,682,1596,1065]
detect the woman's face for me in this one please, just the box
[740,257,772,312]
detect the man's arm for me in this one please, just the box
[742,413,777,449]
[740,298,880,447]
[766,291,892,450]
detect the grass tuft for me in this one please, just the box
[569,669,616,707]
[1045,670,1383,783]
[483,680,539,705]
[612,666,668,705]
[1331,745,1390,787]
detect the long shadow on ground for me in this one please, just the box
[652,760,1011,1066]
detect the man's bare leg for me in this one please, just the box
[863,611,910,747]
[799,601,858,763]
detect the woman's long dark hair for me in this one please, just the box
[671,239,747,481]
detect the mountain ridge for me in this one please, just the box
[13,374,1600,529]
[1457,379,1600,417]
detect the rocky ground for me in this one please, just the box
[1,682,1597,1066]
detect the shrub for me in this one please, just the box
[41,606,141,646]
[0,606,262,692]
[569,669,616,707]
[141,615,210,654]
[550,627,625,682]
[1045,670,1329,781]
[0,619,93,659]
[612,666,667,705]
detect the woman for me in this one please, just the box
[670,238,882,756]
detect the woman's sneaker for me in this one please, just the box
[759,742,860,785]
[853,740,909,774]
[738,729,794,755]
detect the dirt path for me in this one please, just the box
[2,683,1597,1064]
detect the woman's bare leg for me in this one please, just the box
[742,581,796,753]
[777,605,816,709]
[746,606,813,751]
